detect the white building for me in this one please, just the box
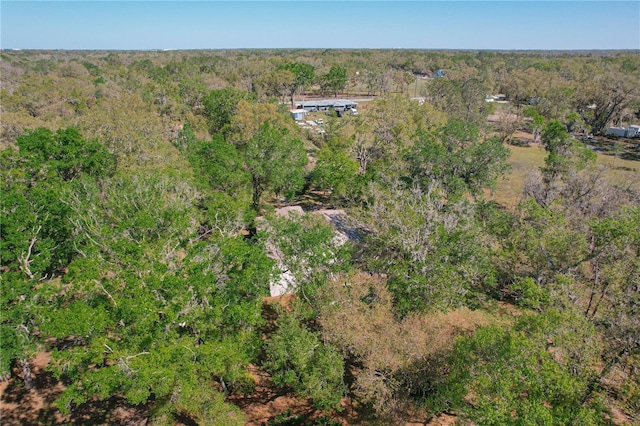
[606,125,640,138]
[289,109,307,121]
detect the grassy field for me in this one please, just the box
[490,143,640,208]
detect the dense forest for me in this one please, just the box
[1,49,639,425]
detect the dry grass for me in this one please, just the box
[489,142,640,208]
[489,143,547,207]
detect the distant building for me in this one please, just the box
[295,99,357,113]
[607,127,627,137]
[433,69,445,78]
[606,125,640,138]
[485,94,507,103]
[289,109,307,121]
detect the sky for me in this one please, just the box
[1,1,639,50]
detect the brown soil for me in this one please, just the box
[262,292,297,311]
[0,293,349,426]
[0,352,64,425]
[608,405,633,425]
[1,353,341,426]
[487,111,519,124]
[227,364,353,426]
[425,413,459,425]
[0,352,148,425]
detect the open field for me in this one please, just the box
[490,142,640,208]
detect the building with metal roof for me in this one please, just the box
[295,99,357,112]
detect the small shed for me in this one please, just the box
[289,109,307,121]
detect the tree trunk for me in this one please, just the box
[252,178,263,212]
[21,358,34,391]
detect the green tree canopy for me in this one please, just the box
[243,123,307,211]
[16,126,115,181]
[190,133,249,196]
[40,171,274,422]
[408,121,511,198]
[1,127,114,382]
[263,312,346,411]
[278,62,315,105]
[320,65,348,97]
[202,87,254,136]
[434,314,605,425]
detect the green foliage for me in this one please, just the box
[152,377,247,425]
[1,127,115,377]
[268,410,302,426]
[524,107,546,142]
[540,121,595,183]
[620,355,640,419]
[81,60,100,75]
[1,178,74,278]
[434,316,604,425]
[33,170,273,420]
[1,118,283,424]
[278,62,315,103]
[65,173,195,256]
[2,164,272,424]
[173,122,199,150]
[310,147,361,202]
[0,273,38,376]
[348,94,446,178]
[190,133,249,195]
[408,121,510,198]
[359,180,496,314]
[264,313,346,411]
[521,199,588,274]
[426,77,490,125]
[320,65,348,97]
[244,123,307,210]
[509,277,551,310]
[541,121,573,176]
[202,87,253,136]
[255,69,296,103]
[199,192,255,237]
[175,124,254,233]
[15,126,115,181]
[267,411,342,426]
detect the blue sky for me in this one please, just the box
[2,1,639,50]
